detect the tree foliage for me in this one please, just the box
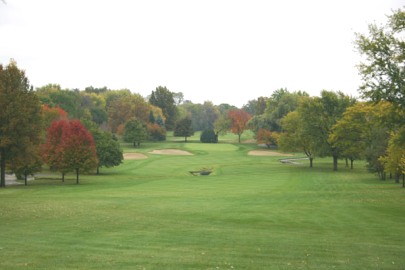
[228,109,251,143]
[91,129,123,174]
[174,117,194,142]
[279,111,315,167]
[295,91,355,170]
[256,129,279,148]
[355,8,405,108]
[149,86,178,130]
[200,129,218,143]
[0,60,42,187]
[123,118,148,147]
[42,120,98,183]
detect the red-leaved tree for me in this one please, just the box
[42,119,98,184]
[228,109,252,143]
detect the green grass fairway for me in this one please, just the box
[1,141,405,269]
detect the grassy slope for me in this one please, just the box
[1,135,404,269]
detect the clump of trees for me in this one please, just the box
[1,8,403,187]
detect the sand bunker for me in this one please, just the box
[123,153,148,160]
[149,149,193,155]
[248,150,294,157]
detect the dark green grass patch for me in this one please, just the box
[1,142,405,269]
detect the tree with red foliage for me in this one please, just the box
[228,109,252,143]
[42,120,98,184]
[42,120,68,180]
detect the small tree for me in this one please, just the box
[9,142,42,186]
[42,119,98,184]
[174,117,194,142]
[123,118,148,147]
[147,123,166,141]
[228,109,252,143]
[59,120,98,184]
[92,129,123,174]
[200,129,218,143]
[256,129,279,148]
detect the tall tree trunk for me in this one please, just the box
[24,171,28,186]
[62,173,65,182]
[0,149,6,187]
[350,159,354,169]
[238,134,241,143]
[76,168,79,184]
[309,158,313,168]
[333,155,338,171]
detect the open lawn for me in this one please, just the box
[1,138,405,269]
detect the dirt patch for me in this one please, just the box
[123,153,148,160]
[248,150,294,157]
[149,149,193,155]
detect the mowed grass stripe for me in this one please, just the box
[1,141,404,269]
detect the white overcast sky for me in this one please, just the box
[1,0,403,107]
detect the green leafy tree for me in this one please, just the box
[279,111,315,167]
[92,129,123,174]
[355,8,405,108]
[149,86,178,130]
[0,60,42,187]
[123,119,148,147]
[180,101,219,131]
[298,91,355,170]
[174,117,194,142]
[9,142,42,185]
[264,89,308,132]
[243,96,268,116]
[329,103,370,169]
[379,131,405,185]
[213,114,232,141]
[200,129,218,143]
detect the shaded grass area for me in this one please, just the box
[1,141,405,269]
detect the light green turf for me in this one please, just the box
[1,141,404,269]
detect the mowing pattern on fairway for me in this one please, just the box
[1,141,404,269]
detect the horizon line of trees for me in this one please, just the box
[1,8,404,187]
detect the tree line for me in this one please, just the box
[0,8,404,187]
[246,8,405,185]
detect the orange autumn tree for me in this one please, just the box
[41,105,68,130]
[256,129,280,148]
[42,119,98,184]
[228,109,252,143]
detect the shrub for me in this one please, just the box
[147,123,166,141]
[200,129,218,143]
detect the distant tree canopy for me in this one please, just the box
[149,86,178,130]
